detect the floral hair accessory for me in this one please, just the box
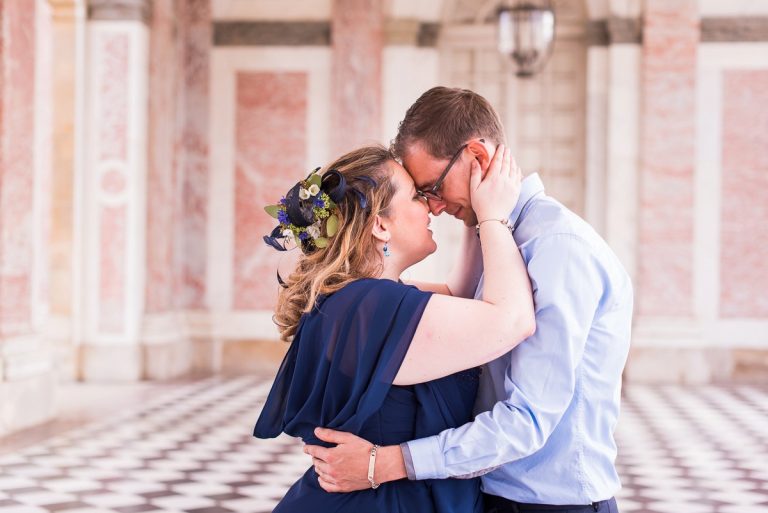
[263,167,375,254]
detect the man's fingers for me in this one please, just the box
[313,459,333,478]
[314,427,354,444]
[317,475,341,493]
[303,444,330,462]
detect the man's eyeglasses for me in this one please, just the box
[416,139,484,202]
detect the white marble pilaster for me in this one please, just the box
[78,0,149,381]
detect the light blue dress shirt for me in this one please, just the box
[402,173,633,505]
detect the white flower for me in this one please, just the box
[299,188,310,200]
[281,229,293,239]
[307,224,321,239]
[308,184,320,196]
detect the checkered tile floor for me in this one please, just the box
[1,377,767,513]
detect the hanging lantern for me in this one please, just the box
[497,0,556,78]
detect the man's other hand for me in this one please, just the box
[303,428,374,492]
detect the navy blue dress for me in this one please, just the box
[254,278,482,513]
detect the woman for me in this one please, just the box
[254,143,534,512]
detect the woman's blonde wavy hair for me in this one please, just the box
[274,145,398,341]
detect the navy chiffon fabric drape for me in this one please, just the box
[254,278,482,513]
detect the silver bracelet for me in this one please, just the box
[367,444,381,489]
[475,218,513,237]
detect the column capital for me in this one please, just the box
[88,0,150,24]
[48,0,81,21]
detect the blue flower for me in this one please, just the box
[298,231,309,241]
[277,210,289,224]
[314,197,325,208]
[279,198,287,205]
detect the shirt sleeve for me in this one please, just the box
[404,234,608,480]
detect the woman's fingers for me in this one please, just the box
[491,143,505,176]
[512,151,521,180]
[469,158,481,191]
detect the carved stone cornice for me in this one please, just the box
[88,0,150,24]
[586,17,642,46]
[384,19,440,47]
[701,17,768,42]
[587,15,768,46]
[213,21,330,46]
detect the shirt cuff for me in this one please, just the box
[403,436,447,480]
[399,443,417,480]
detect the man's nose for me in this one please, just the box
[427,198,446,216]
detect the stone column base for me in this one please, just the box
[220,339,289,375]
[141,339,188,380]
[0,346,57,437]
[78,344,143,381]
[625,346,768,383]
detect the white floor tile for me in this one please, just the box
[150,495,215,510]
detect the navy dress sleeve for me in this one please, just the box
[254,278,432,444]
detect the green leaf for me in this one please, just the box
[326,215,339,237]
[308,174,322,187]
[264,205,280,219]
[314,237,328,248]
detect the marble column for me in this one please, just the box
[0,0,56,435]
[78,0,149,380]
[583,0,642,283]
[627,0,706,382]
[48,0,85,381]
[331,0,383,155]
[143,0,212,379]
[638,0,698,318]
[176,0,210,314]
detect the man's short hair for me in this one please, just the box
[392,86,506,160]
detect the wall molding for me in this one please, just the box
[214,21,331,46]
[88,0,149,23]
[213,20,440,47]
[213,17,768,48]
[587,16,768,46]
[701,17,768,42]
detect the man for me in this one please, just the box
[304,87,633,512]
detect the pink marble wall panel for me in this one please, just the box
[638,0,698,316]
[331,0,382,155]
[96,31,130,332]
[98,33,129,160]
[99,206,126,332]
[719,70,768,317]
[177,0,210,310]
[146,0,178,313]
[233,72,307,310]
[0,0,36,337]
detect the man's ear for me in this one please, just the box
[371,214,391,243]
[466,139,492,174]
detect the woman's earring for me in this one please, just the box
[383,241,391,257]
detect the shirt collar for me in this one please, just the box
[508,172,545,227]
